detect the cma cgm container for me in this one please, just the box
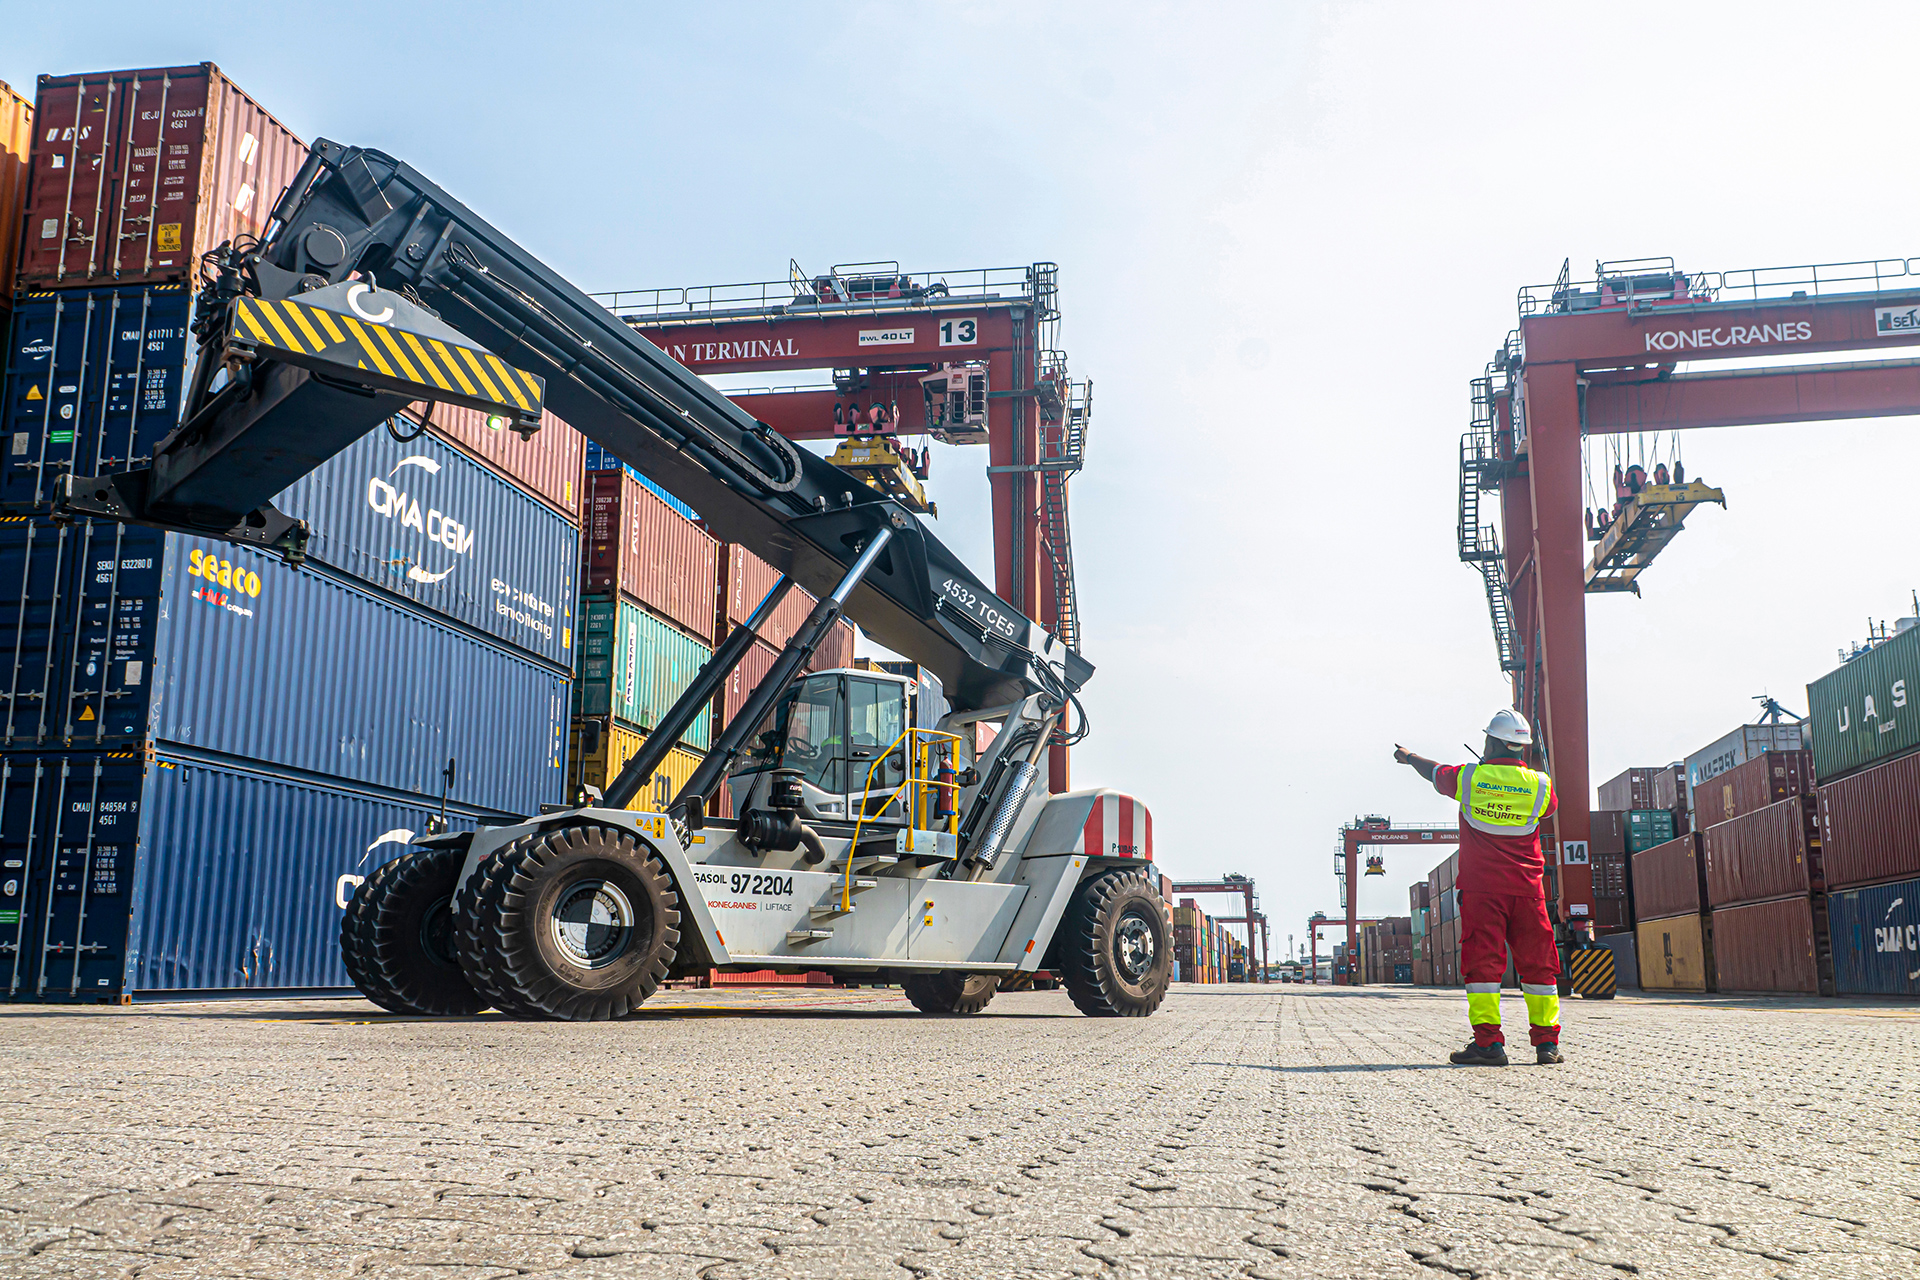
[1710,896,1833,995]
[584,439,695,519]
[0,749,514,1001]
[20,65,304,289]
[1695,750,1813,826]
[1827,877,1920,996]
[1636,914,1715,992]
[1686,721,1804,812]
[2,283,194,510]
[1807,623,1919,783]
[275,423,579,669]
[575,596,713,749]
[429,404,584,523]
[0,81,29,313]
[568,717,704,811]
[1816,749,1920,889]
[1702,795,1822,907]
[583,469,719,642]
[0,522,566,812]
[1631,833,1706,920]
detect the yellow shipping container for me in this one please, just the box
[1173,906,1201,927]
[1636,914,1715,993]
[0,81,30,314]
[570,718,704,811]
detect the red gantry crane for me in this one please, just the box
[1323,816,1458,985]
[1463,254,1920,947]
[1170,875,1268,982]
[593,263,1092,790]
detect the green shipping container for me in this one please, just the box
[1626,808,1676,853]
[1807,624,1920,782]
[574,597,713,749]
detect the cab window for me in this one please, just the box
[737,673,844,793]
[846,677,904,791]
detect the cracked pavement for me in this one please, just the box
[0,983,1915,1278]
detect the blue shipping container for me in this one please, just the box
[2,285,194,510]
[583,440,697,520]
[1828,877,1920,997]
[0,518,567,812]
[0,748,514,1000]
[276,424,579,668]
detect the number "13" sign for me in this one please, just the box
[938,318,978,346]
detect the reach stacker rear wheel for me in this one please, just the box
[468,825,681,1021]
[902,970,999,1014]
[338,847,488,1017]
[1060,870,1171,1018]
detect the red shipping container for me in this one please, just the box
[1409,882,1430,911]
[0,81,29,314]
[1697,751,1813,826]
[20,64,304,288]
[429,403,584,523]
[808,618,856,672]
[1590,896,1632,935]
[584,469,719,642]
[1710,897,1829,995]
[720,637,782,730]
[1703,795,1822,908]
[720,543,820,649]
[1590,810,1628,856]
[1630,832,1706,920]
[1598,766,1659,812]
[1592,850,1629,898]
[1652,764,1686,813]
[1818,749,1920,889]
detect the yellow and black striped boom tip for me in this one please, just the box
[1567,946,1616,997]
[231,281,544,424]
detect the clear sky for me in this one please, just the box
[9,2,1919,953]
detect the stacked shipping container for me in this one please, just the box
[1807,625,1920,995]
[0,66,585,1002]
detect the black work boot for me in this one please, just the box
[1535,1042,1564,1065]
[1449,1040,1509,1067]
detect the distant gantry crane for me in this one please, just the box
[592,261,1092,787]
[1323,816,1459,985]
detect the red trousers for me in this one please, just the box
[1460,890,1562,1046]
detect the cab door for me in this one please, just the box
[844,676,907,822]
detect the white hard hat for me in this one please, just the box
[1485,708,1534,746]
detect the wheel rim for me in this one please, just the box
[550,878,637,970]
[1113,910,1157,982]
[418,894,458,968]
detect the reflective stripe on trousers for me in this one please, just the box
[1465,982,1561,1035]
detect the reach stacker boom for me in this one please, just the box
[54,139,1170,1021]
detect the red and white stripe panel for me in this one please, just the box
[1081,791,1153,860]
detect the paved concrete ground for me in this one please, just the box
[0,984,1914,1279]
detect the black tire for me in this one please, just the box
[341,847,487,1016]
[453,838,548,1019]
[472,825,681,1021]
[339,857,408,1013]
[1059,871,1171,1018]
[902,970,999,1014]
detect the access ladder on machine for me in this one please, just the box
[1458,374,1524,673]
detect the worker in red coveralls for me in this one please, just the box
[1394,710,1563,1066]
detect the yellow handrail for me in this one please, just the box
[843,727,962,910]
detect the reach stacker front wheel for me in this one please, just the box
[1060,870,1171,1018]
[338,847,488,1017]
[903,970,999,1014]
[468,825,681,1021]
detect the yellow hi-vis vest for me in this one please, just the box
[1456,763,1552,835]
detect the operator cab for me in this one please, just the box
[730,666,949,827]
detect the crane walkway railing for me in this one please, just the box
[591,263,1052,324]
